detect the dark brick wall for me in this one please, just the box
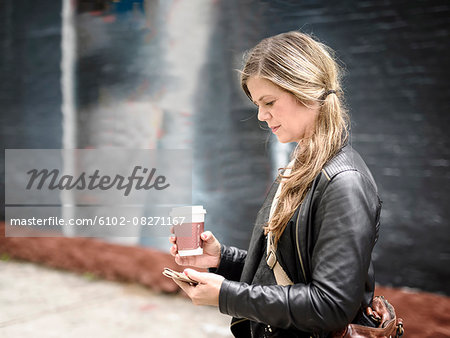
[0,0,63,213]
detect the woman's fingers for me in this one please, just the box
[175,254,196,266]
[175,254,185,265]
[175,254,188,265]
[170,244,178,256]
[201,231,216,243]
[201,231,211,241]
[169,235,176,244]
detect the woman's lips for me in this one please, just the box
[271,125,280,133]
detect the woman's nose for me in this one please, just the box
[257,107,271,121]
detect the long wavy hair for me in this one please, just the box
[241,31,349,245]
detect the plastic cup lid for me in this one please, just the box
[169,205,206,216]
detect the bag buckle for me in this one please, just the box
[396,319,404,337]
[366,306,382,325]
[266,249,277,269]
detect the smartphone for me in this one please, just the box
[162,268,199,285]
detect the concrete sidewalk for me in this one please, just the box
[0,260,232,338]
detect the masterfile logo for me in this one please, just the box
[25,166,170,197]
[5,149,192,238]
[5,149,191,205]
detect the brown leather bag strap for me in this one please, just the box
[266,231,294,286]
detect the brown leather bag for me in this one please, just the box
[331,296,404,338]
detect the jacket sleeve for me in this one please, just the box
[218,170,378,333]
[209,244,247,282]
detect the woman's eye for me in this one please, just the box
[265,101,274,106]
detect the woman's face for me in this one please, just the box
[246,77,319,144]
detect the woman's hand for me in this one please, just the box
[173,269,225,307]
[169,230,221,269]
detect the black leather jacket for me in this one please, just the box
[212,145,381,337]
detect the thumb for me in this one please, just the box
[201,231,215,242]
[183,268,206,283]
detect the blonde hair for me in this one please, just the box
[241,31,349,245]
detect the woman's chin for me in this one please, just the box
[276,136,294,144]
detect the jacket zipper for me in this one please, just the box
[230,318,248,327]
[296,202,320,338]
[295,202,307,282]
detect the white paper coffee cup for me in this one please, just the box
[170,205,206,256]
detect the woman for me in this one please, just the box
[169,31,381,337]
